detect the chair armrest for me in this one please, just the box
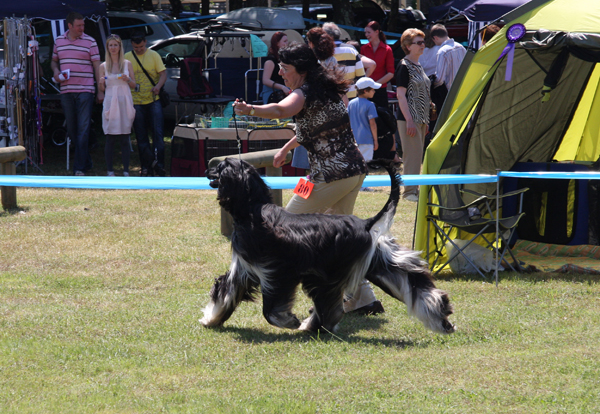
[428,195,488,211]
[461,187,529,200]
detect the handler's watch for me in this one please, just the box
[249,105,255,116]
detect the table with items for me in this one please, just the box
[170,116,303,177]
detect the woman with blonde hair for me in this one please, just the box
[98,34,136,176]
[395,28,431,201]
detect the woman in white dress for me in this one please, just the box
[98,34,136,176]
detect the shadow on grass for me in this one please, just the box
[216,316,424,348]
[0,206,29,217]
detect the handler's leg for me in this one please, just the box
[285,174,365,215]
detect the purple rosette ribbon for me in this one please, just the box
[494,23,526,81]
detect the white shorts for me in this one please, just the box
[358,144,374,162]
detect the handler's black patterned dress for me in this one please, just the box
[295,85,367,184]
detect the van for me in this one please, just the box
[107,11,185,53]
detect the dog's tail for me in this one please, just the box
[364,159,402,234]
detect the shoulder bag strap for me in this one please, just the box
[131,52,158,102]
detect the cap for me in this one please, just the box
[355,77,381,90]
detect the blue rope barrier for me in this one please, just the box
[0,174,498,190]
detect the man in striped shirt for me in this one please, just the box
[431,24,467,91]
[51,12,101,176]
[323,22,376,101]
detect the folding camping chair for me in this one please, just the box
[426,184,529,279]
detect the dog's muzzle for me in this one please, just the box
[206,168,220,188]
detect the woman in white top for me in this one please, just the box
[98,34,136,176]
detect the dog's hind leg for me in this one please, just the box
[262,284,301,330]
[200,267,259,328]
[366,236,456,334]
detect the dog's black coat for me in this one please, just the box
[201,158,455,334]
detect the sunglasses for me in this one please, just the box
[108,34,121,40]
[278,63,291,73]
[412,41,426,46]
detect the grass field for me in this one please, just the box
[1,185,599,413]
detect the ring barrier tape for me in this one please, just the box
[0,174,498,190]
[3,171,600,191]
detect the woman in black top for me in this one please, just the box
[262,32,291,104]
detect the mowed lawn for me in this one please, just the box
[1,187,599,413]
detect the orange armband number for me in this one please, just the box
[293,178,314,199]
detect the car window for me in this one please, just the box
[165,21,185,37]
[153,40,203,67]
[109,17,155,41]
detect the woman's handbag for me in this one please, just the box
[429,102,438,122]
[159,87,171,108]
[267,89,287,104]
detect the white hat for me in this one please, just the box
[355,77,381,90]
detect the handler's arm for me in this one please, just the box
[234,89,305,119]
[273,136,300,168]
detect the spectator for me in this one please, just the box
[125,32,167,177]
[361,21,395,108]
[396,29,431,202]
[481,24,501,46]
[418,30,440,77]
[261,32,291,104]
[98,34,135,177]
[234,43,384,315]
[348,77,379,162]
[51,12,101,176]
[431,23,467,91]
[323,22,376,100]
[306,27,337,70]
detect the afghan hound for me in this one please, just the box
[201,158,455,335]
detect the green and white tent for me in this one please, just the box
[415,0,600,265]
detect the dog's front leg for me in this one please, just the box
[262,286,301,330]
[200,265,258,327]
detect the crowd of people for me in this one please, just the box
[51,11,472,202]
[52,12,167,177]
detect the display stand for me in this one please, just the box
[2,17,43,173]
[170,124,304,177]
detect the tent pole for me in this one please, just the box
[495,168,500,287]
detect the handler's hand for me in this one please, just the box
[273,149,288,168]
[233,99,249,116]
[406,120,417,137]
[374,139,379,151]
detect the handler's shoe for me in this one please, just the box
[351,300,385,316]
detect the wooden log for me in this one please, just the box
[0,146,26,210]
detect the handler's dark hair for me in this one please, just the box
[278,43,349,103]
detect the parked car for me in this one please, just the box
[282,1,386,30]
[214,7,306,31]
[107,10,185,53]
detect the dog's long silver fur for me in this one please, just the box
[201,158,456,335]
